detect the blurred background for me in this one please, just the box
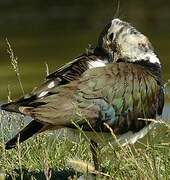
[0,0,170,106]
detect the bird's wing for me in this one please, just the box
[46,54,92,81]
[31,53,107,95]
[2,53,107,114]
[24,62,164,135]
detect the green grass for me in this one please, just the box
[0,111,170,180]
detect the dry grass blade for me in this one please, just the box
[67,159,110,177]
[164,79,170,88]
[6,38,24,95]
[45,61,50,76]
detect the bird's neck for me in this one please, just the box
[133,60,162,85]
[116,56,162,85]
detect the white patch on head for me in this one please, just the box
[47,81,55,89]
[136,52,160,64]
[149,54,160,64]
[88,59,107,69]
[108,18,161,65]
[38,91,48,98]
[110,18,123,34]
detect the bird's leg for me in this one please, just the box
[90,139,99,171]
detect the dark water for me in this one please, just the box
[0,1,169,113]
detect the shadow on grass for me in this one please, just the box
[6,168,79,180]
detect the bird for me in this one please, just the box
[1,18,164,171]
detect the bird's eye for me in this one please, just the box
[108,33,114,41]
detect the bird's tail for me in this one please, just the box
[5,120,44,150]
[1,95,46,114]
[1,95,49,150]
[1,101,21,113]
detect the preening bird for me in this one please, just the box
[1,18,164,171]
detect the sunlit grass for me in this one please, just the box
[0,111,170,179]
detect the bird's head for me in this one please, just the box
[98,18,160,66]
